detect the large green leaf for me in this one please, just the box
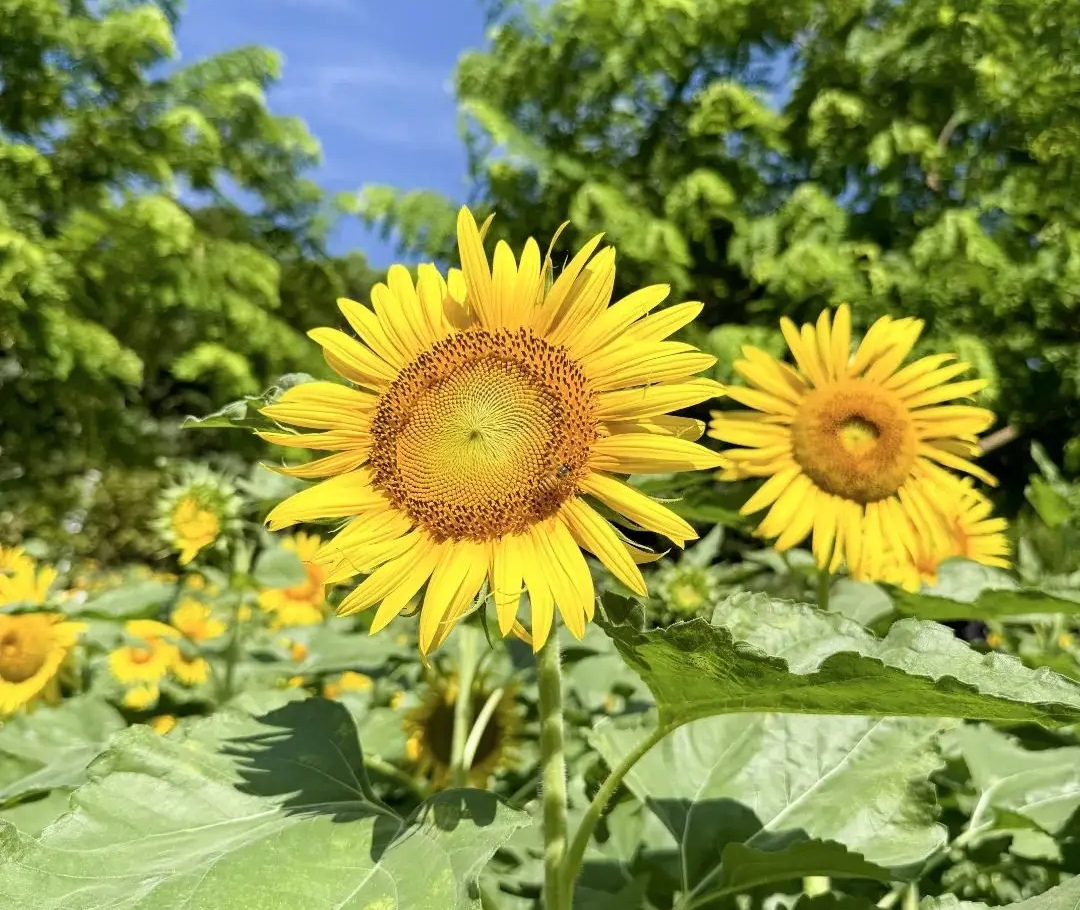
[891,561,1080,622]
[922,876,1080,910]
[947,724,1080,836]
[599,592,1080,726]
[0,697,125,804]
[594,712,944,901]
[0,697,527,908]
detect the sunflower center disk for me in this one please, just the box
[0,624,49,683]
[790,380,918,503]
[371,328,598,540]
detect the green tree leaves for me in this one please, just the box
[0,698,527,909]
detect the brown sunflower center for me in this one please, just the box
[370,328,598,541]
[129,646,154,665]
[0,620,50,683]
[790,379,918,503]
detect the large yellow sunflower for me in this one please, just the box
[261,208,722,653]
[0,547,57,607]
[404,673,521,789]
[0,613,84,715]
[257,532,329,628]
[708,305,996,578]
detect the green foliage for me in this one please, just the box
[0,699,527,908]
[0,0,381,557]
[354,0,1080,478]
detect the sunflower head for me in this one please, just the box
[0,547,58,608]
[170,599,226,642]
[261,207,723,654]
[122,683,160,710]
[0,612,84,715]
[709,305,997,582]
[154,466,241,566]
[322,670,374,700]
[107,635,178,685]
[171,653,210,687]
[258,532,329,628]
[403,672,520,789]
[651,562,722,616]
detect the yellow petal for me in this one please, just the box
[561,498,647,596]
[589,434,723,474]
[581,472,697,546]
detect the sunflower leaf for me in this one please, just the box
[598,591,1080,726]
[592,712,942,899]
[890,559,1080,622]
[0,696,125,805]
[0,697,528,909]
[920,876,1080,910]
[252,544,308,588]
[181,372,315,431]
[66,579,179,619]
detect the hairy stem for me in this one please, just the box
[537,634,569,910]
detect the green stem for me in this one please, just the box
[563,721,674,902]
[220,595,246,702]
[817,569,831,611]
[537,634,569,910]
[449,624,480,788]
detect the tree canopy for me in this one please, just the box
[0,0,379,552]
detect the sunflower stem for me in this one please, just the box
[536,633,570,910]
[219,593,246,702]
[817,569,831,611]
[563,721,673,902]
[449,624,480,788]
[462,687,503,772]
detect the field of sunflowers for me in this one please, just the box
[7,209,1080,910]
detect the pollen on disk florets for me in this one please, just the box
[369,327,599,541]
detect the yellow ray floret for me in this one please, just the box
[261,207,723,653]
[708,305,998,580]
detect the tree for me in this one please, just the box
[354,0,1080,492]
[0,0,379,555]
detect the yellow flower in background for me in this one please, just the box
[149,714,177,734]
[323,670,374,700]
[108,639,177,685]
[171,498,220,565]
[403,673,520,789]
[122,684,160,710]
[0,613,84,715]
[170,599,226,642]
[287,640,309,662]
[873,478,1011,590]
[262,207,722,653]
[154,466,241,566]
[709,305,996,580]
[0,546,57,607]
[258,533,329,629]
[171,653,210,686]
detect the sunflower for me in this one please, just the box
[122,683,160,710]
[149,714,177,734]
[258,532,329,629]
[0,547,57,607]
[154,466,241,566]
[107,638,177,685]
[708,305,996,579]
[0,613,84,715]
[322,670,374,700]
[874,478,1010,591]
[170,599,226,642]
[261,208,722,653]
[652,562,722,616]
[171,653,210,686]
[403,673,521,788]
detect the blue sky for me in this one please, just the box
[175,0,488,266]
